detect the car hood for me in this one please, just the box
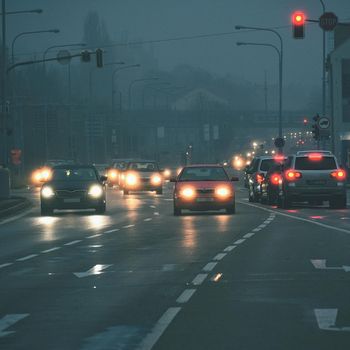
[44,180,100,191]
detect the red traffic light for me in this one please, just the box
[292,11,306,25]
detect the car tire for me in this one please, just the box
[123,189,129,195]
[95,203,106,214]
[330,195,347,209]
[226,202,236,215]
[156,188,163,195]
[41,205,53,216]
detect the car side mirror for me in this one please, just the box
[100,175,108,182]
[231,176,239,182]
[170,176,177,182]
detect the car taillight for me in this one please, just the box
[285,170,302,181]
[330,170,346,181]
[270,173,282,185]
[256,173,264,184]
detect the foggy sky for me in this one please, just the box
[7,0,350,89]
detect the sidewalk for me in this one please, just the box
[0,196,32,219]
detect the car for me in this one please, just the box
[245,156,278,202]
[277,151,347,209]
[122,160,163,195]
[40,164,107,215]
[93,163,109,177]
[172,164,239,216]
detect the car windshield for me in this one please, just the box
[179,167,228,181]
[128,162,158,172]
[51,168,98,181]
[295,156,337,170]
[260,159,275,171]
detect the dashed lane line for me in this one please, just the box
[64,240,82,246]
[192,274,208,286]
[233,239,246,245]
[123,224,135,229]
[0,208,35,226]
[144,218,153,222]
[0,263,13,269]
[176,289,197,304]
[86,234,103,239]
[224,245,236,252]
[213,253,227,261]
[243,232,255,239]
[203,262,218,272]
[41,247,61,254]
[16,254,38,262]
[104,229,120,234]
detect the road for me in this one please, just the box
[1,183,350,349]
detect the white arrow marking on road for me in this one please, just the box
[314,309,350,332]
[73,264,112,278]
[0,314,29,337]
[311,259,350,272]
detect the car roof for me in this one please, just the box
[52,164,96,169]
[183,164,224,168]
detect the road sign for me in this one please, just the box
[319,12,338,31]
[56,50,71,65]
[274,137,285,148]
[318,117,330,129]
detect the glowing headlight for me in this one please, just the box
[88,185,103,198]
[215,187,232,198]
[151,174,162,185]
[180,187,196,199]
[126,173,139,186]
[41,186,55,198]
[32,170,42,183]
[163,169,171,178]
[41,168,52,182]
[108,170,118,179]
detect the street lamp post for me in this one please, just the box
[128,78,159,110]
[319,0,326,117]
[235,25,284,140]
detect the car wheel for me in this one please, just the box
[330,195,347,209]
[123,189,129,195]
[41,205,53,216]
[156,188,163,195]
[226,202,236,215]
[95,203,106,214]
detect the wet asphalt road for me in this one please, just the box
[1,184,350,350]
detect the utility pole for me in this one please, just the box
[264,70,268,117]
[1,0,7,165]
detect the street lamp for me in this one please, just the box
[128,78,159,110]
[237,41,282,147]
[112,64,141,112]
[235,25,284,140]
[319,0,326,117]
[11,29,60,63]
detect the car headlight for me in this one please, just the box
[41,186,55,198]
[180,187,196,199]
[108,170,118,179]
[126,173,139,186]
[151,174,162,185]
[215,186,232,198]
[41,168,52,182]
[32,170,42,183]
[163,169,171,178]
[88,185,104,198]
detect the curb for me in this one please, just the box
[0,197,33,219]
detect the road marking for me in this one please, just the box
[144,218,152,222]
[234,239,245,245]
[123,224,135,229]
[192,273,208,285]
[243,232,255,239]
[203,262,217,272]
[0,314,30,337]
[16,254,38,262]
[311,259,350,272]
[154,212,160,216]
[86,234,102,239]
[41,247,61,254]
[176,289,196,304]
[0,208,34,226]
[74,264,112,278]
[136,307,181,350]
[0,263,13,269]
[104,229,119,233]
[224,245,236,252]
[150,205,156,208]
[314,309,350,331]
[213,253,227,261]
[238,200,350,235]
[258,224,266,228]
[252,228,261,232]
[64,240,82,246]
[162,264,176,272]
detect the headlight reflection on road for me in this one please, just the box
[181,216,197,249]
[85,215,111,230]
[35,216,60,241]
[215,215,230,231]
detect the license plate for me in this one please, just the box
[64,198,80,203]
[197,197,214,202]
[307,180,326,186]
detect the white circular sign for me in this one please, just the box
[318,117,330,129]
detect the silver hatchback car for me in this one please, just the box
[277,151,347,209]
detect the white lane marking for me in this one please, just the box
[73,264,112,278]
[16,254,38,262]
[0,263,13,269]
[41,247,61,254]
[243,232,255,239]
[0,314,30,337]
[0,208,34,226]
[311,259,350,272]
[64,240,82,246]
[154,212,160,216]
[123,224,135,229]
[176,289,196,304]
[314,309,350,331]
[144,218,152,222]
[203,262,217,272]
[252,228,261,232]
[162,264,176,272]
[150,205,156,208]
[136,307,181,350]
[238,200,350,235]
[224,245,236,252]
[263,221,271,224]
[258,224,266,228]
[192,273,208,286]
[234,239,245,245]
[104,229,119,233]
[213,253,227,261]
[86,234,102,239]
[163,199,173,201]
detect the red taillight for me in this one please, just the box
[256,173,264,184]
[274,155,285,163]
[270,173,282,185]
[308,153,323,161]
[330,170,347,181]
[285,170,302,181]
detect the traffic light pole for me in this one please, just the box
[1,0,7,166]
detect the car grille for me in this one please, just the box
[196,189,214,194]
[56,190,87,198]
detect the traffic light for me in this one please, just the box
[96,48,103,68]
[312,114,320,141]
[81,50,91,63]
[292,11,306,39]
